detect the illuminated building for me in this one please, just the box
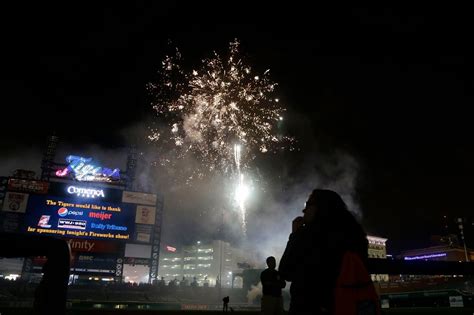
[367,235,389,282]
[157,248,183,282]
[367,235,388,259]
[158,240,253,288]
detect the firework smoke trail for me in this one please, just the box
[148,40,294,233]
[234,144,248,234]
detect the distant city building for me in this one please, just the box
[160,236,389,286]
[367,235,389,282]
[158,247,183,283]
[367,236,388,259]
[158,240,255,288]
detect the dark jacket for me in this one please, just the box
[260,268,286,297]
[279,213,368,313]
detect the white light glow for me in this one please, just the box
[5,274,19,281]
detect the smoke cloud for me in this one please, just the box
[240,149,361,266]
[0,147,42,176]
[246,282,262,304]
[0,121,362,270]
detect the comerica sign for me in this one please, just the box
[56,155,120,182]
[67,186,105,198]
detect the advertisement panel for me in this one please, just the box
[2,192,29,213]
[23,195,135,241]
[122,191,157,205]
[123,257,150,265]
[135,205,156,225]
[134,224,153,243]
[0,212,22,232]
[47,182,123,203]
[66,238,121,253]
[8,179,49,194]
[71,253,117,274]
[31,253,117,274]
[124,244,151,259]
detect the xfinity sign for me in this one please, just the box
[67,186,105,198]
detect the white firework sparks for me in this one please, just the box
[233,144,248,233]
[148,40,294,233]
[148,40,293,177]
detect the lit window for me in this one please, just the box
[198,256,213,260]
[197,264,211,268]
[199,248,213,253]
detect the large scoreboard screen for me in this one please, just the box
[0,175,162,281]
[4,181,159,244]
[24,195,135,241]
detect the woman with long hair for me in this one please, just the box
[279,189,368,314]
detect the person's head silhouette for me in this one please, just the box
[266,256,276,270]
[303,189,349,225]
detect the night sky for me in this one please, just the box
[1,4,473,253]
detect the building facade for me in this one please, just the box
[159,236,389,286]
[367,235,389,282]
[158,240,253,288]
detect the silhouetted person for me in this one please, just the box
[158,276,165,288]
[279,189,368,315]
[191,276,198,288]
[180,276,188,287]
[0,233,70,315]
[260,256,285,315]
[168,278,177,291]
[222,295,230,312]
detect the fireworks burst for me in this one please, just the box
[148,40,294,233]
[148,40,293,178]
